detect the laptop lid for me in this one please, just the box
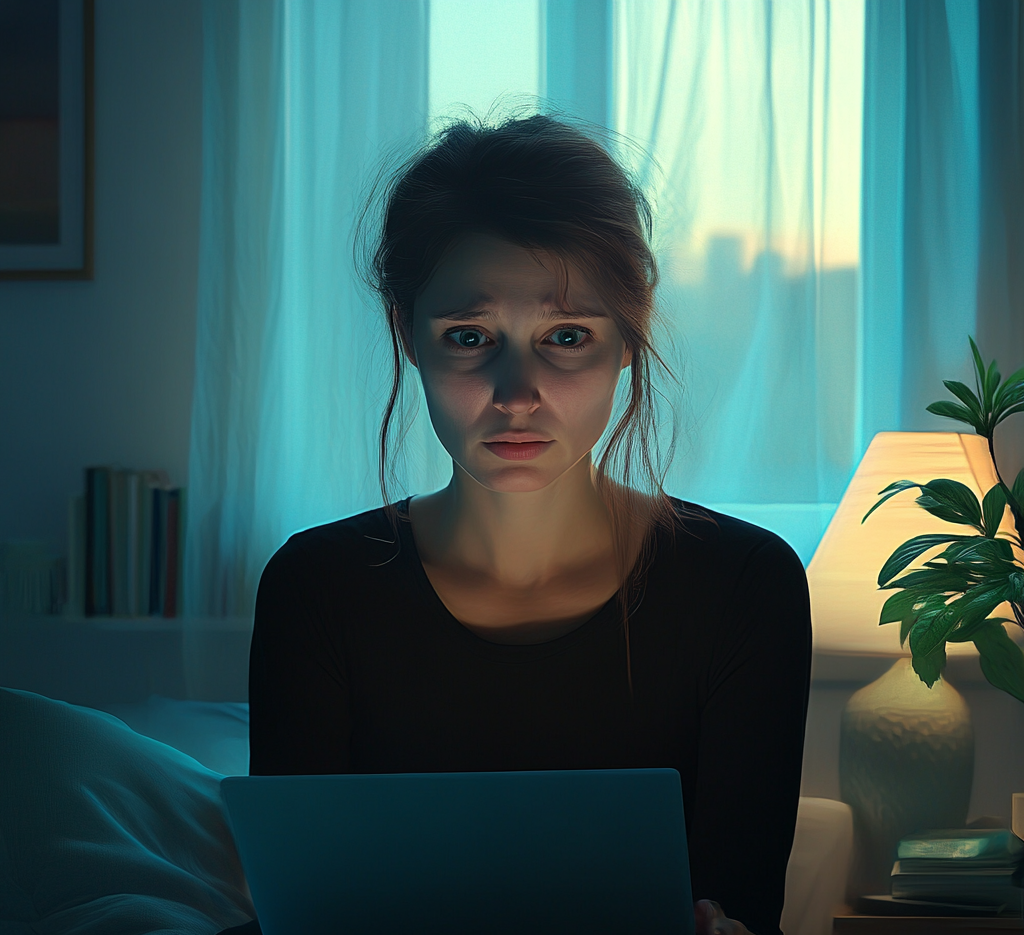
[222,768,693,935]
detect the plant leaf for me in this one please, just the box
[970,336,987,399]
[943,380,985,422]
[985,360,1001,413]
[972,620,1024,703]
[902,592,949,648]
[879,588,925,626]
[911,641,947,688]
[877,533,976,586]
[937,536,1015,566]
[907,602,960,658]
[926,401,983,431]
[993,365,1024,413]
[910,581,1010,657]
[888,566,977,593]
[948,614,1015,643]
[915,478,983,530]
[996,402,1024,422]
[1008,572,1024,606]
[862,480,922,523]
[982,484,1008,538]
[994,372,1024,421]
[1012,467,1024,511]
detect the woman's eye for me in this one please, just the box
[444,326,592,352]
[548,328,590,349]
[448,329,487,349]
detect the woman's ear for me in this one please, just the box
[393,307,418,369]
[621,346,633,370]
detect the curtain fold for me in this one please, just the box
[185,0,430,628]
[861,0,1024,475]
[976,0,1024,478]
[860,0,980,448]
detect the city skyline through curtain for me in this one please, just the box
[612,0,865,561]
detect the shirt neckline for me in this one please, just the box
[393,496,620,661]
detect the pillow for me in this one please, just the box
[780,797,854,935]
[0,687,256,935]
[96,696,250,778]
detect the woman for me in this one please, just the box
[234,115,812,935]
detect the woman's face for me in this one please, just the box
[404,232,631,494]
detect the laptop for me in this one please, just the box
[221,768,694,935]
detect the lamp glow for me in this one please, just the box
[807,431,1023,657]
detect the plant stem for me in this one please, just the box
[988,432,1024,539]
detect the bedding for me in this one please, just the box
[0,687,256,935]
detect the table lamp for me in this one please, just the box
[807,430,1022,658]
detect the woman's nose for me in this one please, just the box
[491,354,541,415]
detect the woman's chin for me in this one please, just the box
[469,464,567,494]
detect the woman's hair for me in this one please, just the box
[355,112,696,698]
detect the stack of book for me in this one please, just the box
[67,467,186,618]
[890,828,1024,911]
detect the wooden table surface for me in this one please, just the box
[834,908,1024,934]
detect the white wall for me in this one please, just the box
[0,0,202,555]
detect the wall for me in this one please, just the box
[0,0,202,555]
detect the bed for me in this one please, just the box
[0,686,852,935]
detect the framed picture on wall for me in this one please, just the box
[0,0,94,280]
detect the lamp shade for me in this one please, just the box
[807,432,1023,656]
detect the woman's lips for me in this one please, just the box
[482,440,554,461]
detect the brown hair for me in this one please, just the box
[355,112,698,698]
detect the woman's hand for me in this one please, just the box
[694,899,755,935]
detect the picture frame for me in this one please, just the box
[0,0,94,280]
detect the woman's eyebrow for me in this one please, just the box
[433,301,608,321]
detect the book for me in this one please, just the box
[109,469,129,616]
[890,861,1021,908]
[898,828,1023,862]
[126,472,139,615]
[84,467,111,616]
[66,494,86,617]
[176,486,187,617]
[135,469,168,616]
[163,488,180,617]
[77,467,176,619]
[150,485,167,616]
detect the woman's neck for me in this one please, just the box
[408,457,620,589]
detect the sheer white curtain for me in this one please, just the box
[613,0,865,561]
[185,0,433,629]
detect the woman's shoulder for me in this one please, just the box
[663,496,804,573]
[262,501,407,581]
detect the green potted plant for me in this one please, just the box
[862,337,1024,700]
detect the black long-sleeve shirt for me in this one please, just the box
[247,496,812,935]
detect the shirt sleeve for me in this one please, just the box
[248,535,353,776]
[687,535,813,935]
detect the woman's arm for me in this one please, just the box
[689,535,813,935]
[248,535,352,776]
